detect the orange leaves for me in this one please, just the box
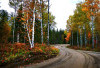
[91,12,95,16]
[65,32,71,42]
[30,2,34,9]
[82,7,89,12]
[93,4,98,8]
[87,12,91,20]
[33,47,43,53]
[50,46,59,52]
[21,18,26,21]
[82,0,99,17]
[29,29,32,33]
[88,32,91,39]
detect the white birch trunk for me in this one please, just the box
[80,28,82,48]
[26,12,32,47]
[40,0,43,44]
[13,4,16,44]
[31,0,36,48]
[17,33,19,43]
[77,31,79,47]
[47,0,50,45]
[25,0,36,48]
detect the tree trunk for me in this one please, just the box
[26,12,32,47]
[17,33,19,43]
[72,31,73,46]
[85,29,87,47]
[80,29,82,48]
[92,16,94,48]
[70,36,71,46]
[17,26,20,43]
[13,20,15,44]
[24,24,26,43]
[13,7,16,44]
[32,0,36,48]
[40,0,43,44]
[96,34,98,48]
[47,0,50,45]
[77,31,79,48]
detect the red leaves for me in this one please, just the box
[2,60,5,63]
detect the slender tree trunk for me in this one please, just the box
[13,2,17,43]
[17,33,19,43]
[89,39,90,46]
[13,6,16,44]
[70,36,71,46]
[72,31,73,46]
[91,2,94,49]
[13,15,15,43]
[77,31,79,48]
[96,34,98,48]
[17,25,20,43]
[32,0,36,48]
[80,29,82,48]
[24,24,26,43]
[92,15,94,48]
[40,0,43,44]
[26,12,32,47]
[85,29,87,47]
[47,0,50,45]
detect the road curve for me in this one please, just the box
[22,44,100,68]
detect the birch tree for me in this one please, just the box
[40,0,43,44]
[82,0,99,48]
[22,0,41,48]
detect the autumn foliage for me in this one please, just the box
[0,43,59,66]
[82,0,100,19]
[65,32,71,42]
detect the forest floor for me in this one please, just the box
[20,44,100,68]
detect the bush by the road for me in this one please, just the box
[0,43,59,67]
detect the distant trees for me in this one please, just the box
[50,29,66,44]
[66,3,91,48]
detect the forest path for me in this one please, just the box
[22,44,100,68]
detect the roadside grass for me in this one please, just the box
[0,43,59,67]
[66,45,100,52]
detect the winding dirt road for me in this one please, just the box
[22,44,100,68]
